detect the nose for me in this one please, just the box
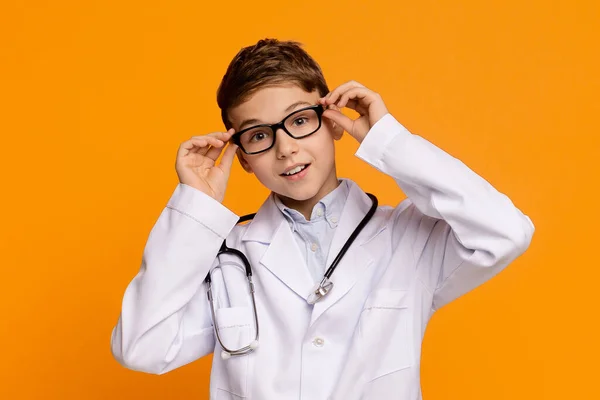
[274,128,299,159]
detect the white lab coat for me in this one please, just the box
[111,114,534,400]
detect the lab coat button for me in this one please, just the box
[331,216,338,223]
[311,243,318,252]
[313,337,325,347]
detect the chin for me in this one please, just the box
[275,182,322,202]
[279,188,317,202]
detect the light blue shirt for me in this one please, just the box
[273,179,350,283]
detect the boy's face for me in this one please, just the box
[228,85,343,204]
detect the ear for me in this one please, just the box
[326,104,344,140]
[236,148,254,173]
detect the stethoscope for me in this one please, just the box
[205,193,378,359]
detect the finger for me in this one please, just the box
[177,139,196,159]
[191,137,224,155]
[225,128,236,144]
[178,129,235,159]
[322,109,356,135]
[205,141,227,161]
[190,130,235,151]
[325,80,364,99]
[218,142,239,175]
[322,81,365,105]
[337,87,373,113]
[191,130,235,141]
[191,137,224,148]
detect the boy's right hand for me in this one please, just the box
[175,129,238,203]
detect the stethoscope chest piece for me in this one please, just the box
[307,277,334,305]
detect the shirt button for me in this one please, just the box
[316,208,323,217]
[313,337,325,347]
[311,243,318,252]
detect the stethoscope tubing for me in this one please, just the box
[204,193,378,358]
[206,264,260,358]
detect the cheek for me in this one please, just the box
[247,157,276,178]
[310,130,336,157]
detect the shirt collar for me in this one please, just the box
[274,179,350,230]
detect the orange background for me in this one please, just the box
[1,0,598,399]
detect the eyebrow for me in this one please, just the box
[238,101,314,131]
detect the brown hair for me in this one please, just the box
[216,38,329,129]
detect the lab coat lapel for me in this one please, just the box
[309,182,378,327]
[242,194,314,301]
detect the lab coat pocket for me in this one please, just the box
[359,289,413,382]
[214,306,254,399]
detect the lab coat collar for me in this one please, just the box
[241,179,370,244]
[241,191,284,245]
[240,180,384,307]
[241,191,314,301]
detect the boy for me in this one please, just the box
[111,38,534,400]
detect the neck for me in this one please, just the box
[278,170,340,220]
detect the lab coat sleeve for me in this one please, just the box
[110,183,239,374]
[355,114,534,310]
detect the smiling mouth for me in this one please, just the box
[281,164,310,176]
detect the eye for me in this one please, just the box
[293,117,309,126]
[250,131,269,142]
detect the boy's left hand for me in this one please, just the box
[319,81,389,144]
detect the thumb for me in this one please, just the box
[323,109,355,135]
[218,142,238,175]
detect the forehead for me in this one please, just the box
[228,85,320,129]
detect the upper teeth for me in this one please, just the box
[284,165,306,175]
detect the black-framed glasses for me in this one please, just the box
[232,104,325,155]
